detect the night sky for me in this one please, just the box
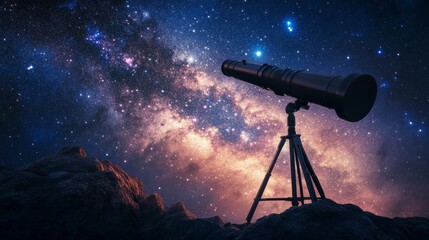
[1,0,428,223]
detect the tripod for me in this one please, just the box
[245,100,326,224]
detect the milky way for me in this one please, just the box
[1,0,428,222]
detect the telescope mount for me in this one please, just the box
[245,99,326,224]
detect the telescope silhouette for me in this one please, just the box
[222,60,377,122]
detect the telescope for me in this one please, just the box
[221,60,377,223]
[222,60,377,122]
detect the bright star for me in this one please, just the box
[27,65,33,70]
[187,56,196,63]
[284,19,294,32]
[255,51,262,57]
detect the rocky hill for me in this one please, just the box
[1,147,428,240]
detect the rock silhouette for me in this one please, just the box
[0,147,428,240]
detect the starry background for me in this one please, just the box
[1,0,428,222]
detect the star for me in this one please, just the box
[284,19,294,32]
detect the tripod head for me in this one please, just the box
[285,99,309,135]
[286,99,309,114]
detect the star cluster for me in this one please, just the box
[1,0,428,223]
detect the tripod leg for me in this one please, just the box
[294,148,305,205]
[289,138,298,206]
[246,136,287,224]
[301,147,326,199]
[293,138,318,202]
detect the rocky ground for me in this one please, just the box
[1,147,428,240]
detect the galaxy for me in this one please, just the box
[1,0,428,223]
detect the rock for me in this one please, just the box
[140,193,166,216]
[0,147,144,240]
[165,202,197,220]
[162,216,240,240]
[1,147,428,240]
[0,147,238,240]
[58,146,88,157]
[365,213,429,239]
[238,199,429,240]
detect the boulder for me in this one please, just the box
[0,146,144,240]
[238,199,429,240]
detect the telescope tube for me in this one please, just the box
[221,60,377,122]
